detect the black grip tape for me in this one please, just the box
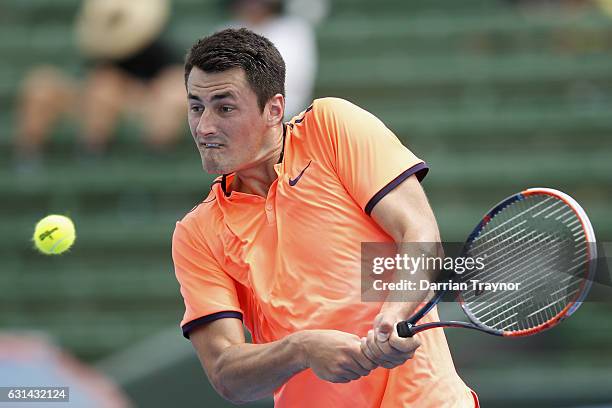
[397,321,414,338]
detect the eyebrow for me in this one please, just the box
[211,92,235,102]
[187,92,235,102]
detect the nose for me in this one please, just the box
[195,109,216,138]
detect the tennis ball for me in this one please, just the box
[33,215,76,255]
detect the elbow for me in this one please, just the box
[402,222,440,242]
[400,233,441,250]
[209,372,243,404]
[208,357,249,405]
[396,220,440,245]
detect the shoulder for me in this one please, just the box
[312,97,363,115]
[307,97,383,127]
[287,98,370,129]
[302,98,388,140]
[287,97,386,145]
[286,97,390,156]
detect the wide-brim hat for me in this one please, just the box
[76,0,170,60]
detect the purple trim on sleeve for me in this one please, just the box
[364,162,429,216]
[182,311,243,339]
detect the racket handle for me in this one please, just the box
[396,321,415,338]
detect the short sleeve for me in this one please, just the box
[172,219,243,339]
[315,98,428,215]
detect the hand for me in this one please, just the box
[301,330,377,383]
[360,302,421,369]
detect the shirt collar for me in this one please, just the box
[221,123,286,197]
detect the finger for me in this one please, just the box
[369,330,410,368]
[377,329,419,368]
[377,345,410,368]
[363,338,400,370]
[366,330,395,365]
[339,346,371,377]
[365,330,385,362]
[366,330,383,359]
[352,343,377,371]
[361,337,378,366]
[374,313,396,343]
[373,313,383,330]
[388,326,421,354]
[375,334,396,356]
[370,329,398,357]
[354,350,377,371]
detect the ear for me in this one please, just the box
[265,94,285,126]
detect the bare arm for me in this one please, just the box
[371,174,440,245]
[361,174,441,367]
[372,173,442,298]
[190,318,376,404]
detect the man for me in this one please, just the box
[173,28,478,407]
[14,0,185,169]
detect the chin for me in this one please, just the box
[202,160,229,175]
[202,164,221,175]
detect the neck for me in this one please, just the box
[231,124,284,197]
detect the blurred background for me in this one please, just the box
[1,0,611,407]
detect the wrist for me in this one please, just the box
[287,331,311,371]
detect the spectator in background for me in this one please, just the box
[13,0,186,169]
[225,0,319,118]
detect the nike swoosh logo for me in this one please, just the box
[289,160,312,186]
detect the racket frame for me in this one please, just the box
[397,188,596,338]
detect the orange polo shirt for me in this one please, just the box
[173,98,478,407]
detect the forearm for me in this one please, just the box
[399,234,441,280]
[397,234,444,308]
[211,331,307,403]
[366,237,437,360]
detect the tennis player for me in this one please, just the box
[173,28,478,407]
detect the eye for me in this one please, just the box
[221,105,234,113]
[190,105,203,113]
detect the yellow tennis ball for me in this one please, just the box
[33,215,76,255]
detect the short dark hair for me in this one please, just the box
[184,28,286,111]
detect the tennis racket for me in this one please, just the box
[397,187,596,338]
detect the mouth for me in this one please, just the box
[199,143,224,149]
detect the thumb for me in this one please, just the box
[374,312,396,342]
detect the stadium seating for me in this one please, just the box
[1,0,611,406]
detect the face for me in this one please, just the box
[186,67,277,174]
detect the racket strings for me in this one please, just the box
[472,196,555,242]
[465,224,575,301]
[466,235,570,316]
[462,210,569,295]
[492,235,581,328]
[475,249,585,323]
[466,237,573,329]
[465,198,571,266]
[460,194,589,333]
[481,237,579,329]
